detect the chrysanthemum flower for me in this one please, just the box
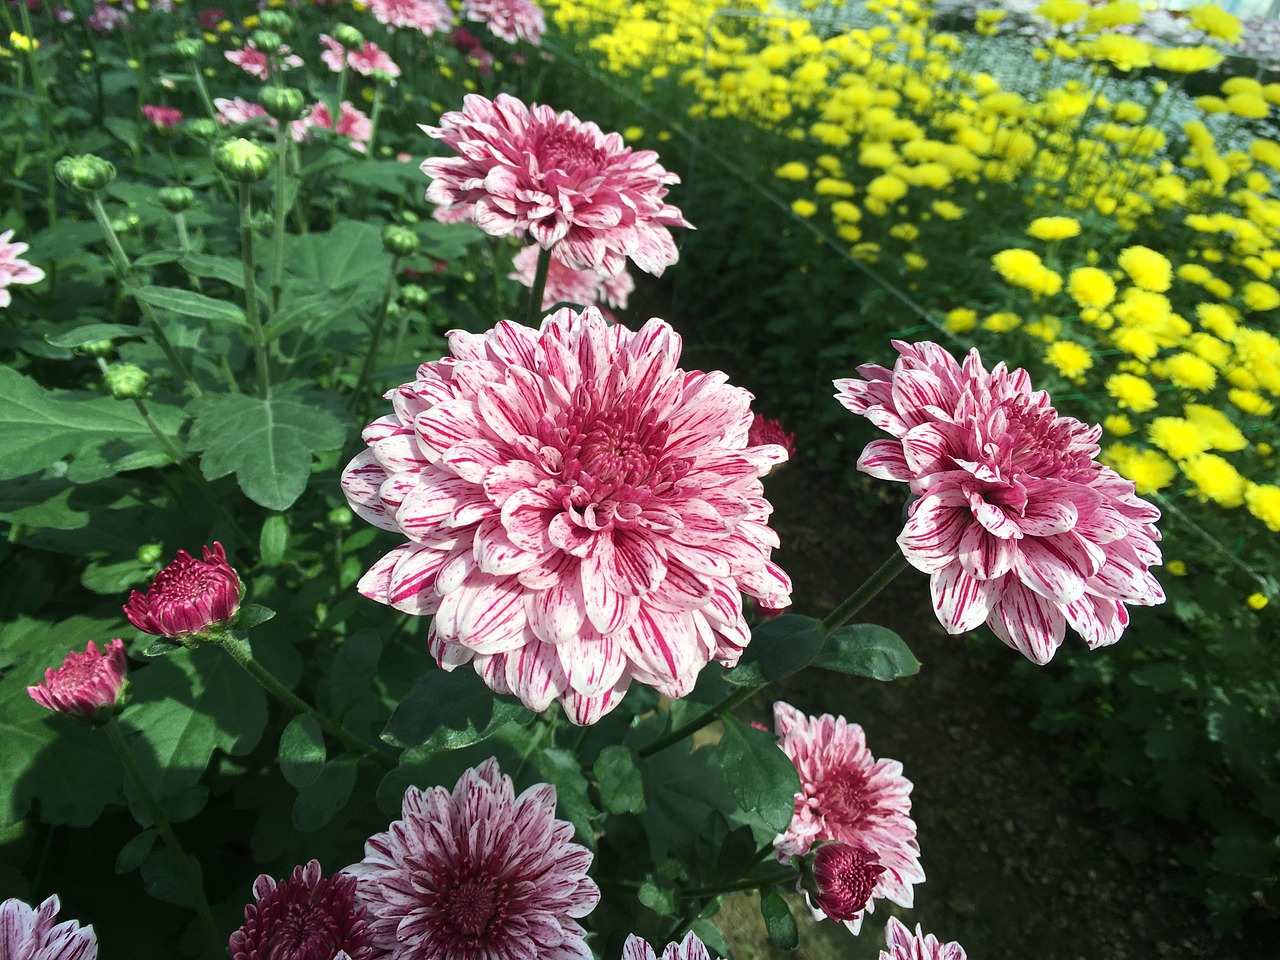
[345,758,598,960]
[214,96,273,128]
[509,244,634,311]
[123,542,242,641]
[343,307,790,723]
[420,94,692,278]
[27,639,128,719]
[808,842,885,924]
[747,413,796,462]
[879,917,967,960]
[836,342,1164,662]
[773,702,923,936]
[320,34,402,78]
[225,41,303,80]
[229,860,372,960]
[142,105,183,129]
[366,0,453,35]
[0,895,97,960]
[293,102,373,153]
[622,932,720,960]
[0,229,46,308]
[462,0,545,45]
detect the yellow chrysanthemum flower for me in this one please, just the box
[1068,266,1116,309]
[1103,413,1134,435]
[1247,593,1270,610]
[1188,4,1242,43]
[943,308,978,334]
[1117,245,1173,292]
[1242,281,1280,311]
[1148,417,1210,459]
[775,162,809,181]
[1182,452,1248,507]
[1106,373,1158,412]
[1045,340,1092,379]
[1245,483,1280,531]
[1027,216,1081,241]
[1164,352,1217,391]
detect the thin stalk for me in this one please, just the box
[104,720,220,953]
[678,869,796,898]
[637,685,758,759]
[351,254,402,410]
[237,183,271,398]
[524,245,552,327]
[269,123,293,311]
[18,1,58,226]
[190,63,220,123]
[215,633,395,769]
[174,212,191,253]
[365,83,385,157]
[821,549,910,632]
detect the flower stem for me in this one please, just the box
[104,719,220,953]
[637,685,759,759]
[524,245,552,328]
[237,183,271,399]
[190,63,219,123]
[214,633,395,769]
[269,124,293,312]
[821,549,910,632]
[351,254,401,413]
[365,83,385,157]
[678,869,795,899]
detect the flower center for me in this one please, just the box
[979,393,1099,484]
[266,910,343,960]
[815,763,870,831]
[537,128,607,178]
[153,565,218,603]
[443,876,503,939]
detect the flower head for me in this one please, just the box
[294,102,372,153]
[461,0,545,45]
[421,94,692,278]
[836,341,1164,663]
[229,860,372,960]
[621,932,720,960]
[747,413,796,462]
[225,41,303,80]
[366,0,452,35]
[123,542,241,641]
[0,229,46,308]
[27,639,128,719]
[345,758,598,960]
[879,917,967,960]
[142,104,183,129]
[772,702,923,935]
[0,895,97,960]
[342,307,791,723]
[509,244,634,311]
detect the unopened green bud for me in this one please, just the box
[214,138,273,183]
[184,118,219,140]
[250,210,275,237]
[103,363,150,400]
[136,542,164,566]
[250,30,283,51]
[400,283,430,307]
[386,301,405,320]
[172,37,203,59]
[326,506,353,528]
[158,186,196,213]
[79,339,115,358]
[399,210,420,225]
[333,24,364,48]
[257,10,292,33]
[55,154,117,194]
[382,225,420,258]
[259,86,306,122]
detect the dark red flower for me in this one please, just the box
[123,542,241,640]
[27,639,128,720]
[230,860,373,960]
[809,843,885,924]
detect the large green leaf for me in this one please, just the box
[0,367,188,482]
[187,392,346,510]
[285,221,392,304]
[716,717,800,835]
[381,668,533,751]
[723,615,828,687]
[812,623,921,681]
[131,285,247,329]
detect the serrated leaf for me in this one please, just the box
[724,615,827,687]
[381,668,532,751]
[716,717,800,834]
[293,758,358,831]
[285,221,392,304]
[45,323,140,348]
[638,744,735,863]
[115,829,157,873]
[234,603,277,631]
[594,745,646,814]
[187,393,346,510]
[322,629,382,713]
[132,285,247,328]
[761,891,799,950]
[263,288,358,342]
[638,876,678,916]
[812,623,920,681]
[279,714,326,789]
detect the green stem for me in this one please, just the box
[821,549,910,632]
[637,685,759,759]
[215,633,395,769]
[174,212,190,253]
[679,869,795,898]
[351,254,402,410]
[190,62,219,123]
[525,245,552,327]
[237,183,271,399]
[365,83,385,157]
[269,123,293,312]
[104,719,220,953]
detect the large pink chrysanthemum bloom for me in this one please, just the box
[879,917,967,960]
[621,932,720,960]
[27,639,128,720]
[509,244,634,312]
[342,307,791,723]
[366,0,452,35]
[345,758,599,960]
[420,93,692,279]
[0,229,46,308]
[123,542,241,640]
[773,702,923,936]
[229,860,373,960]
[462,0,545,45]
[0,895,97,960]
[834,340,1165,664]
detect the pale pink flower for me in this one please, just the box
[773,702,923,936]
[229,860,373,960]
[319,33,346,72]
[88,1,128,33]
[0,895,97,960]
[214,96,274,128]
[345,758,598,960]
[320,35,402,78]
[0,230,46,308]
[462,0,545,45]
[421,93,692,278]
[880,917,967,960]
[509,244,634,311]
[341,307,791,724]
[622,932,720,960]
[834,340,1165,664]
[293,102,372,153]
[366,0,452,35]
[27,639,128,719]
[142,104,183,129]
[123,542,241,640]
[225,41,303,80]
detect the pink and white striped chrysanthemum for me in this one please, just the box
[622,932,720,960]
[344,758,598,960]
[366,0,452,35]
[0,895,97,960]
[509,244,634,312]
[773,702,924,936]
[461,0,545,45]
[320,34,401,78]
[342,307,791,724]
[835,340,1164,664]
[879,917,967,960]
[420,94,692,278]
[0,229,46,308]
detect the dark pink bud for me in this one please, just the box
[229,860,373,960]
[747,413,796,460]
[28,639,128,719]
[123,542,241,640]
[811,843,884,923]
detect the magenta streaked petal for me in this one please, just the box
[1065,593,1130,649]
[987,582,1068,664]
[929,563,998,634]
[898,491,969,573]
[956,523,1016,580]
[856,439,913,482]
[1012,533,1095,604]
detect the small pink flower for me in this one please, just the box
[747,414,795,462]
[366,0,452,35]
[123,542,241,640]
[319,33,346,72]
[0,895,97,960]
[621,931,720,960]
[229,860,373,960]
[0,229,46,308]
[293,102,372,153]
[214,96,273,128]
[773,701,923,936]
[835,340,1165,663]
[348,40,401,78]
[509,244,634,311]
[421,93,692,278]
[450,27,494,72]
[27,639,128,719]
[880,917,968,960]
[226,41,303,81]
[88,1,128,33]
[342,307,791,723]
[808,843,884,923]
[142,104,183,129]
[345,758,599,960]
[462,0,545,45]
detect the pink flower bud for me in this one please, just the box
[810,843,885,923]
[27,639,128,719]
[123,542,241,640]
[747,413,796,460]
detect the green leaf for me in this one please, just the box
[140,846,204,908]
[691,920,732,959]
[761,891,799,950]
[723,615,827,687]
[180,254,255,292]
[259,513,288,567]
[813,623,920,681]
[525,747,598,849]
[638,743,735,863]
[263,288,358,342]
[279,714,326,789]
[45,323,140,348]
[594,745,646,814]
[638,876,678,917]
[382,669,533,751]
[234,604,277,631]
[131,285,247,328]
[188,393,346,510]
[322,629,382,713]
[716,717,800,834]
[285,221,392,304]
[293,759,358,832]
[115,829,157,873]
